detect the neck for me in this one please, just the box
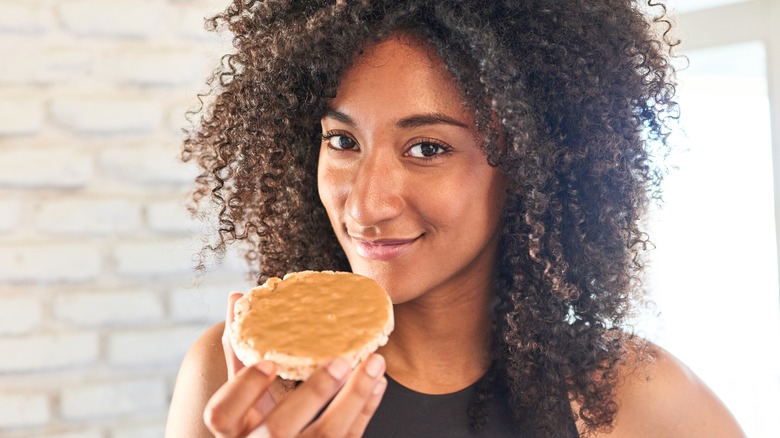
[378,275,495,394]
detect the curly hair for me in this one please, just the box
[183,0,678,436]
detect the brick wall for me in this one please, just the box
[0,1,254,436]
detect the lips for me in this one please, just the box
[349,235,420,261]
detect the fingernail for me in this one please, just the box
[246,424,272,438]
[372,377,387,395]
[326,357,351,380]
[255,360,274,376]
[364,355,385,378]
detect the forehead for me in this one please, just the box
[328,35,472,125]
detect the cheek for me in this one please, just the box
[426,168,503,230]
[317,158,346,220]
[409,176,470,233]
[425,183,468,222]
[317,154,334,212]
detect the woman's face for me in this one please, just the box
[318,36,505,304]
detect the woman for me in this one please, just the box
[166,0,745,436]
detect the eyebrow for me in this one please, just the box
[323,108,469,129]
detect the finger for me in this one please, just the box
[305,354,386,437]
[345,376,387,437]
[222,292,244,379]
[261,357,352,436]
[204,361,276,437]
[246,424,272,438]
[223,291,277,418]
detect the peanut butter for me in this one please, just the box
[236,271,392,361]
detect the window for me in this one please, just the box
[640,38,780,438]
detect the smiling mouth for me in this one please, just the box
[350,235,420,261]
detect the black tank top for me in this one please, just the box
[364,374,579,437]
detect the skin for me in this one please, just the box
[165,35,746,437]
[317,35,504,393]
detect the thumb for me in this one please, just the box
[223,292,245,380]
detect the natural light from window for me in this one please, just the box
[639,40,780,438]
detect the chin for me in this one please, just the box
[348,261,421,305]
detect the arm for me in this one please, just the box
[609,343,745,438]
[165,321,228,438]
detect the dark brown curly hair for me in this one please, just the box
[183,0,678,436]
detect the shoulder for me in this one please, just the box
[165,321,227,438]
[601,341,745,437]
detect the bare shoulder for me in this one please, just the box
[165,321,228,438]
[602,341,745,437]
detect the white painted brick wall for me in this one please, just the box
[146,199,201,234]
[169,283,232,322]
[0,1,50,34]
[0,48,92,85]
[60,379,167,420]
[0,243,102,283]
[99,144,196,186]
[42,431,103,438]
[0,0,238,436]
[175,5,223,40]
[108,325,204,367]
[0,332,99,373]
[0,98,44,135]
[50,98,163,134]
[112,239,199,277]
[36,199,142,236]
[0,200,23,233]
[104,49,205,86]
[0,147,93,189]
[0,393,50,428]
[58,0,165,38]
[0,296,43,335]
[54,290,165,327]
[111,422,166,438]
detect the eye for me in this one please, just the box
[322,133,357,151]
[406,142,451,158]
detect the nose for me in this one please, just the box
[345,151,405,229]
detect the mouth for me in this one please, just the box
[349,235,421,261]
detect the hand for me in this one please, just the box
[203,293,388,438]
